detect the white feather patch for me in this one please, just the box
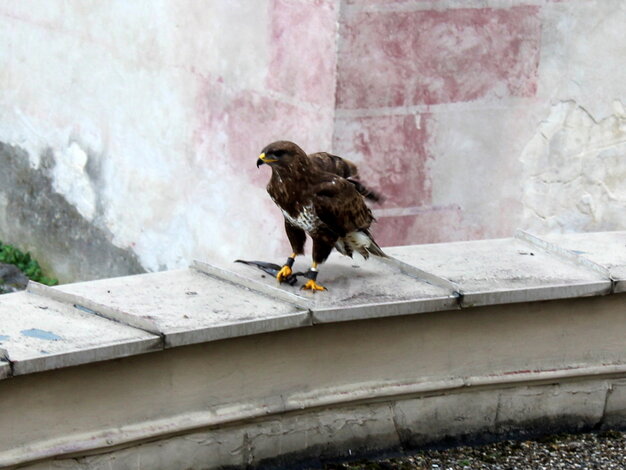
[282,204,319,232]
[335,230,372,258]
[345,230,371,250]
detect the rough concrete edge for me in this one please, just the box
[0,362,9,380]
[390,380,612,459]
[3,363,625,469]
[378,255,462,294]
[26,281,162,335]
[13,382,618,470]
[285,364,626,410]
[515,230,614,287]
[461,281,612,308]
[311,296,459,324]
[0,346,11,379]
[192,260,312,309]
[10,336,163,377]
[602,378,626,430]
[164,310,312,348]
[614,280,626,294]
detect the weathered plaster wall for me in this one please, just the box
[0,0,624,281]
[0,143,145,282]
[0,1,339,281]
[333,0,626,246]
[520,0,626,234]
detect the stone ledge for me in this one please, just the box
[0,231,624,379]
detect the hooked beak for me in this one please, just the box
[256,152,277,168]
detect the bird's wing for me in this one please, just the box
[308,152,359,179]
[308,152,383,203]
[311,176,374,236]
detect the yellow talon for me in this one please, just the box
[301,279,327,292]
[276,265,292,282]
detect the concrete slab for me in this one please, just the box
[542,231,626,293]
[54,269,310,348]
[516,231,611,279]
[0,291,161,376]
[215,253,458,323]
[386,237,611,307]
[393,389,499,447]
[27,281,161,334]
[495,381,607,434]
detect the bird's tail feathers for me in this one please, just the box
[336,229,387,260]
[347,179,384,203]
[334,238,350,257]
[365,235,387,258]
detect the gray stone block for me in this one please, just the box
[495,381,608,435]
[603,379,626,429]
[393,389,499,448]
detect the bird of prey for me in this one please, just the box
[257,140,386,291]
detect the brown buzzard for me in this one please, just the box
[257,140,386,291]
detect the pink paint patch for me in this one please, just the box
[192,76,338,260]
[224,91,334,187]
[371,206,464,247]
[336,6,541,108]
[193,77,334,188]
[333,113,432,208]
[267,0,338,106]
[343,0,433,4]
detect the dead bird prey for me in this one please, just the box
[257,140,386,291]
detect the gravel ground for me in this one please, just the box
[323,430,626,470]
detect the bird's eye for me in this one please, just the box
[273,150,286,158]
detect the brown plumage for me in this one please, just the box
[257,140,385,291]
[309,152,383,202]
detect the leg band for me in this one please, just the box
[285,257,295,268]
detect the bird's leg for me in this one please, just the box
[276,253,297,282]
[301,236,333,291]
[278,223,306,283]
[301,262,327,291]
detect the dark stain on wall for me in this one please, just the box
[0,142,145,283]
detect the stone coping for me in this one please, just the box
[542,231,626,293]
[386,234,611,307]
[0,231,623,379]
[0,291,161,376]
[47,268,309,348]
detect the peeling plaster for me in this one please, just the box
[0,143,145,283]
[521,101,626,233]
[52,142,97,221]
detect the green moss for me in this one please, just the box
[0,241,58,285]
